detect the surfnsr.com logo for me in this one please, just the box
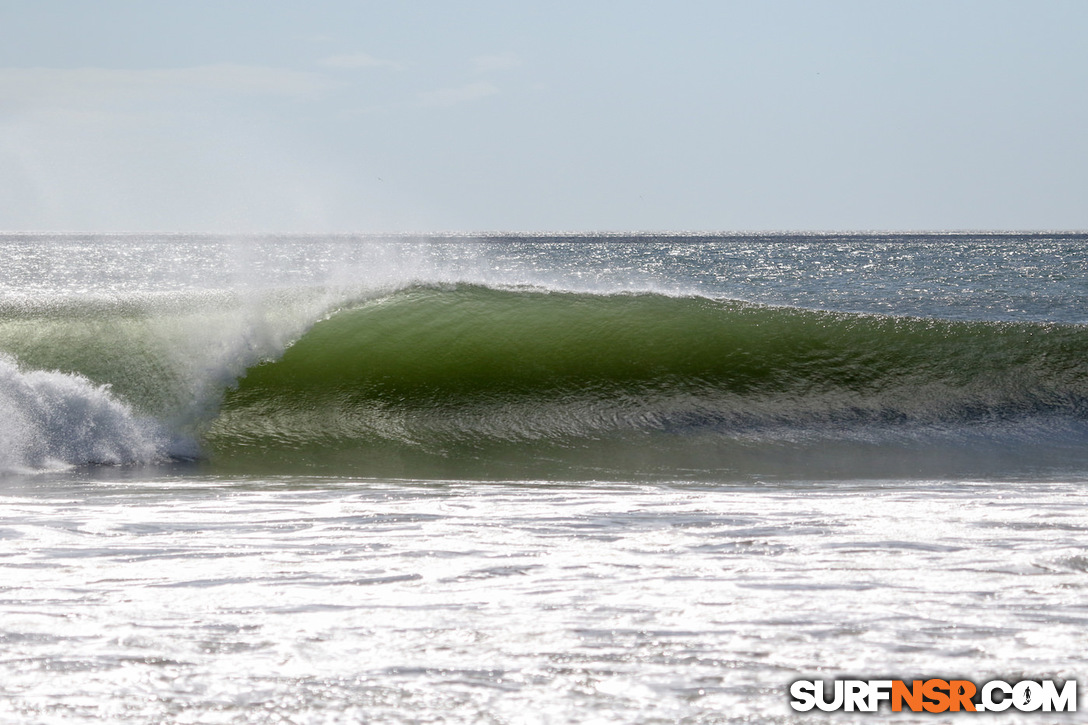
[789,678,1076,713]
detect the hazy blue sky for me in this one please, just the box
[1,1,1085,232]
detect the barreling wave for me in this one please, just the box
[204,284,1088,477]
[4,283,1088,478]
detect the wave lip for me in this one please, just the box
[0,355,180,473]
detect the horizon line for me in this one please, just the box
[2,228,1086,237]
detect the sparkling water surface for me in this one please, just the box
[2,473,1087,723]
[3,232,1086,323]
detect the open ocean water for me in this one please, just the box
[1,233,1087,723]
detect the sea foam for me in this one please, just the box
[0,355,174,472]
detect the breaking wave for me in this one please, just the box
[0,355,171,472]
[4,283,1088,478]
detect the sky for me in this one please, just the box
[0,0,1086,233]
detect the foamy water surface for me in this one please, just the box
[1,473,1086,723]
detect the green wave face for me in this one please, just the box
[205,285,1088,477]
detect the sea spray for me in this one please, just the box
[0,286,359,471]
[0,354,171,472]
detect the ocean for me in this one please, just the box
[1,233,1086,722]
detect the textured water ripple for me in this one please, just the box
[0,476,1085,723]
